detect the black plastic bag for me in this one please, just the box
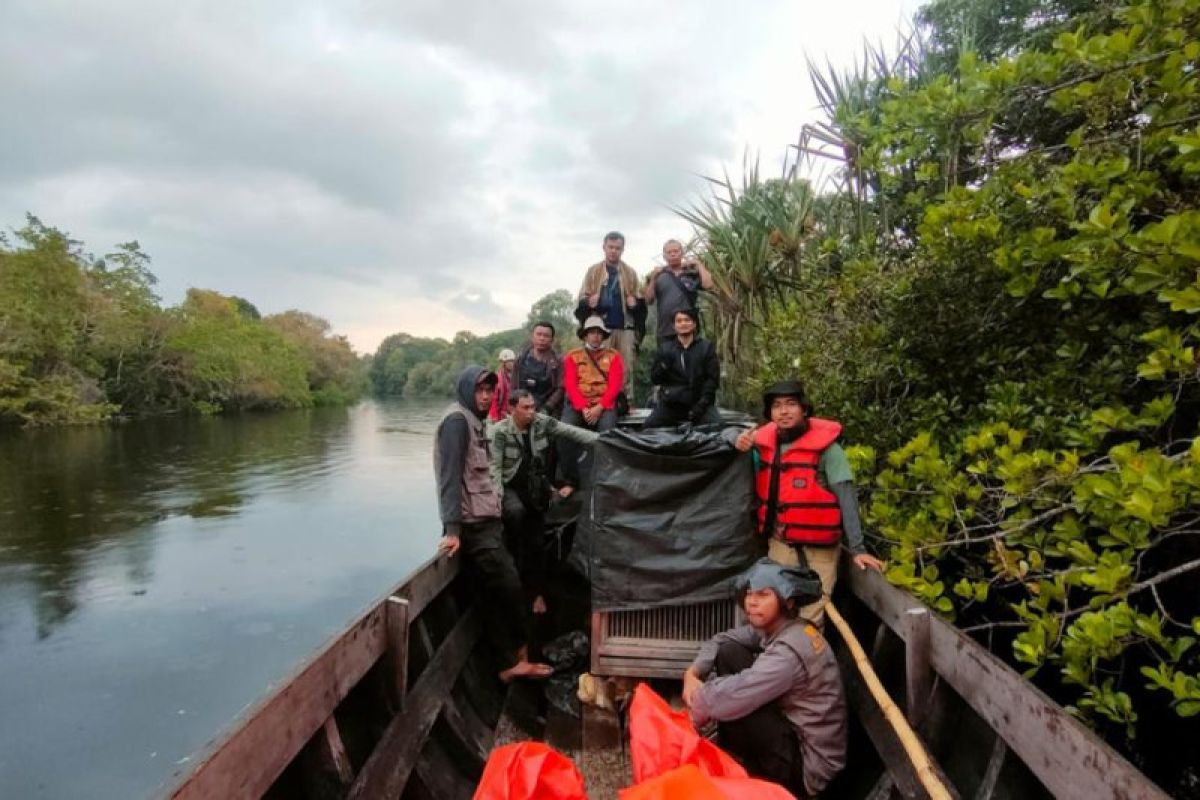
[572,426,759,611]
[543,630,590,718]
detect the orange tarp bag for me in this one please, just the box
[473,741,587,800]
[626,684,747,784]
[619,765,797,800]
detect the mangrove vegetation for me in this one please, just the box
[684,0,1200,788]
[0,216,366,426]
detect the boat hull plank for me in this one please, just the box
[845,568,1172,800]
[296,717,355,797]
[346,609,482,800]
[458,650,505,728]
[385,597,411,708]
[411,725,482,800]
[392,555,459,620]
[833,634,959,800]
[973,734,1008,800]
[441,683,498,768]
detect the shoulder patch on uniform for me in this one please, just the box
[803,623,825,653]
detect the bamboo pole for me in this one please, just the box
[824,600,954,800]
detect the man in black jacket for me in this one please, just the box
[512,321,564,414]
[646,308,720,428]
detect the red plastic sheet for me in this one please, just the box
[473,687,796,800]
[619,765,798,800]
[627,683,747,784]
[473,741,587,800]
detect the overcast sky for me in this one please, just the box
[2,0,922,353]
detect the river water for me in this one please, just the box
[0,399,447,799]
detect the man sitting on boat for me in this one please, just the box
[490,389,599,615]
[513,320,564,415]
[645,307,721,428]
[435,366,553,681]
[683,558,847,798]
[732,380,884,623]
[559,315,625,488]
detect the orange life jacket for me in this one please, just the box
[753,418,843,545]
[566,347,618,402]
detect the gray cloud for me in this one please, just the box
[1,0,923,352]
[0,2,475,213]
[352,0,578,75]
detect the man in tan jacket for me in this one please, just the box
[577,231,639,396]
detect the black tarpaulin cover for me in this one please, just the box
[573,426,760,612]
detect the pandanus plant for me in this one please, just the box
[673,157,822,405]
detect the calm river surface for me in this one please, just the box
[0,399,447,799]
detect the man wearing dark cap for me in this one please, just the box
[435,365,552,682]
[645,307,721,428]
[683,558,847,798]
[732,381,884,623]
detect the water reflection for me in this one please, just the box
[0,399,446,799]
[0,408,355,638]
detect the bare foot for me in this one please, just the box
[499,660,554,683]
[532,596,547,615]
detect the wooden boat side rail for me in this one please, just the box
[164,554,466,800]
[844,564,1171,800]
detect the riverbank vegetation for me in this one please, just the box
[0,217,366,425]
[685,0,1200,787]
[368,289,579,398]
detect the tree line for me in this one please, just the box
[368,289,580,398]
[684,0,1200,787]
[0,216,366,426]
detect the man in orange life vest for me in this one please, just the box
[733,380,884,623]
[558,316,625,490]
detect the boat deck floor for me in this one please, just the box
[492,679,639,800]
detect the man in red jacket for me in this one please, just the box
[559,315,624,487]
[733,381,884,623]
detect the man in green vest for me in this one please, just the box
[490,390,600,615]
[435,366,552,681]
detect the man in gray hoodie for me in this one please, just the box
[435,366,552,681]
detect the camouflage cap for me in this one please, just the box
[734,557,823,604]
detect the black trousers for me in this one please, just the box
[714,640,810,798]
[644,403,720,428]
[501,487,548,599]
[557,405,617,486]
[459,519,529,669]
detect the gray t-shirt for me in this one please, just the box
[652,268,703,339]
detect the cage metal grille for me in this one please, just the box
[606,599,737,642]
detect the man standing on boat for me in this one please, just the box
[683,559,847,798]
[577,231,639,396]
[559,316,624,487]
[645,307,720,428]
[513,321,564,415]
[732,381,884,623]
[435,366,552,681]
[644,239,713,342]
[490,390,599,615]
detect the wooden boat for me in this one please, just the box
[164,550,1171,800]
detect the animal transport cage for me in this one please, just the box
[590,598,742,678]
